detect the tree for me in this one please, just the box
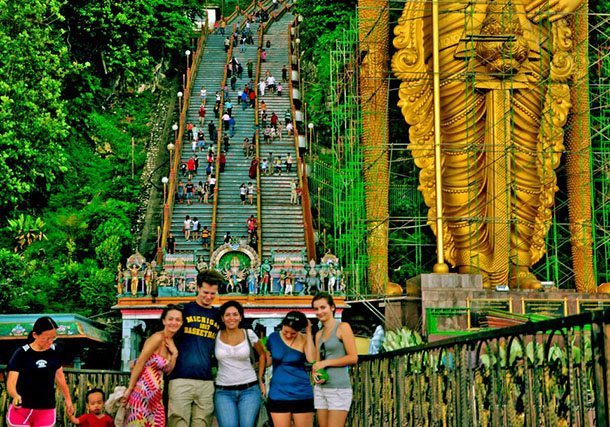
[0,0,74,213]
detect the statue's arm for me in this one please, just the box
[526,0,584,22]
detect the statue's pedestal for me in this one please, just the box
[418,273,610,340]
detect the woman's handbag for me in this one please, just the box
[257,397,272,427]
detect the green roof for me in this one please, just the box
[0,314,111,343]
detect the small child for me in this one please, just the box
[70,388,114,426]
[261,158,269,175]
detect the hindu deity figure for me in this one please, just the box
[306,259,320,293]
[247,268,258,294]
[224,255,247,293]
[196,256,209,273]
[279,270,287,294]
[259,258,272,295]
[284,270,294,295]
[143,262,154,295]
[327,264,338,295]
[129,263,140,296]
[116,263,124,295]
[392,0,585,288]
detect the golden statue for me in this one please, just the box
[392,0,593,289]
[116,263,124,295]
[129,263,140,296]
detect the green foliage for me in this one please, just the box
[382,326,424,352]
[0,0,190,314]
[6,214,48,252]
[0,0,75,212]
[294,0,357,140]
[62,0,198,91]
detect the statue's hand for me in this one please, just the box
[526,0,583,23]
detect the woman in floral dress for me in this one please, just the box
[123,305,183,426]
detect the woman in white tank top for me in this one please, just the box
[214,300,268,427]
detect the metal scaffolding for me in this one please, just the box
[309,20,370,296]
[307,6,610,292]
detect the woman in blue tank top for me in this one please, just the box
[311,292,358,427]
[266,311,316,427]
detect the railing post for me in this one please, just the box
[593,316,610,426]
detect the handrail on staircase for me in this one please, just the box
[252,1,292,259]
[210,3,260,259]
[287,16,316,262]
[254,23,264,259]
[210,34,234,257]
[158,23,210,265]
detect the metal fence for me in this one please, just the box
[349,309,610,426]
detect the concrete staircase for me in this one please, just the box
[212,28,260,250]
[170,21,240,261]
[164,4,306,281]
[258,12,306,261]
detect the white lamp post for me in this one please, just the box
[308,122,314,152]
[161,176,169,202]
[167,142,175,166]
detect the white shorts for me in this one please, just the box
[313,386,352,411]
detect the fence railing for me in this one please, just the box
[349,308,610,426]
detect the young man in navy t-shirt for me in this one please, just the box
[167,269,223,427]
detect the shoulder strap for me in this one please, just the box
[245,329,256,365]
[333,321,341,335]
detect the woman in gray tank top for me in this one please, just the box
[311,292,358,427]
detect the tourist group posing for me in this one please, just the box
[6,270,357,427]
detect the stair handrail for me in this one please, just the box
[287,16,316,261]
[254,22,264,258]
[252,0,290,258]
[209,5,260,257]
[158,23,210,264]
[210,34,235,257]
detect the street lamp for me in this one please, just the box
[308,122,314,152]
[167,142,175,166]
[177,91,183,113]
[161,176,169,202]
[185,50,191,86]
[172,123,179,140]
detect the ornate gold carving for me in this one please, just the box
[392,0,589,288]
